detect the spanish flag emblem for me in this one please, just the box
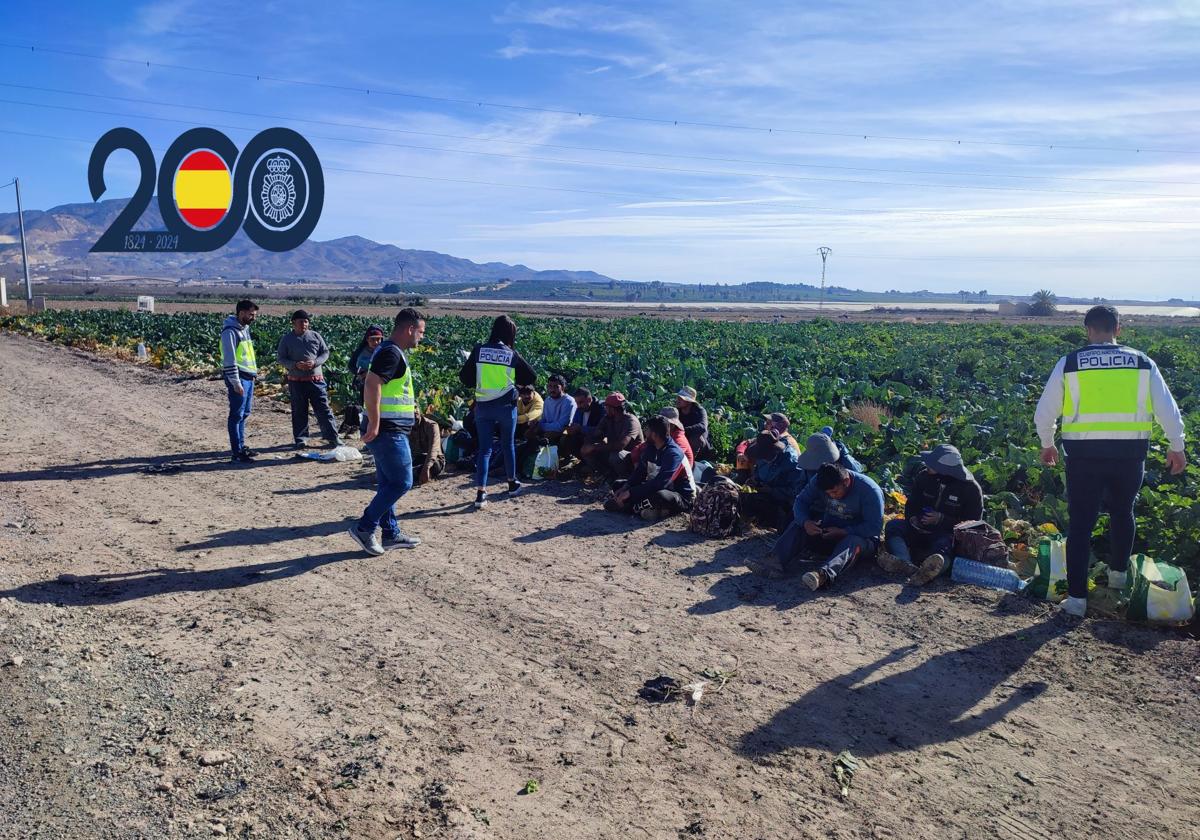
[173,150,232,229]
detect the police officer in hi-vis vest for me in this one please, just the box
[220,299,260,462]
[348,308,426,556]
[1035,305,1187,617]
[458,315,537,510]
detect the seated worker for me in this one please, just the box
[877,444,983,586]
[410,410,446,486]
[820,425,864,472]
[764,412,802,453]
[748,462,884,591]
[739,430,808,530]
[515,385,544,441]
[797,432,863,488]
[676,386,715,460]
[560,387,605,463]
[734,413,802,482]
[581,392,643,481]
[518,374,577,475]
[630,407,694,470]
[603,416,696,521]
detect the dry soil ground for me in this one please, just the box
[0,332,1197,840]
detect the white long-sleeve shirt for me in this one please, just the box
[1035,345,1186,452]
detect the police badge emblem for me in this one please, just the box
[260,155,296,224]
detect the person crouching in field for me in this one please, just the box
[876,444,983,586]
[749,462,884,591]
[603,415,697,522]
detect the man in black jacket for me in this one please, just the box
[878,444,984,586]
[603,416,696,521]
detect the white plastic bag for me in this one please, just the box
[533,445,559,479]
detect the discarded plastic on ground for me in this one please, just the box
[950,556,1026,593]
[1027,535,1069,601]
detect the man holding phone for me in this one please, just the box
[748,462,884,591]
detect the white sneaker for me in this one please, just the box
[1107,570,1127,589]
[1059,596,1087,618]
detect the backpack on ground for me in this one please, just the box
[688,477,741,538]
[952,519,1010,566]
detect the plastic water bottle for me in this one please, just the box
[951,556,1026,593]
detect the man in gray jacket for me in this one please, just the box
[277,310,342,448]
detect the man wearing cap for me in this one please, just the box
[763,413,802,454]
[676,386,714,460]
[581,392,644,480]
[740,430,807,530]
[277,310,342,449]
[1034,304,1187,618]
[878,444,984,585]
[749,462,885,590]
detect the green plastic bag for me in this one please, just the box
[1028,535,1069,601]
[1124,554,1195,624]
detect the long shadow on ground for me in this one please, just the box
[739,619,1069,758]
[0,447,301,483]
[0,551,361,607]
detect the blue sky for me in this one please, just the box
[1,0,1199,297]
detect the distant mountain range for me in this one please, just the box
[0,198,615,285]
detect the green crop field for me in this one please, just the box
[4,308,1198,576]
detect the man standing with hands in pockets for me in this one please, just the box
[348,308,426,556]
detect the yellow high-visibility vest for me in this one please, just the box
[1061,345,1153,442]
[475,344,516,402]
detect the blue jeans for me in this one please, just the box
[774,522,877,582]
[1065,456,1144,599]
[474,398,517,487]
[358,432,413,537]
[885,518,953,568]
[226,377,254,455]
[288,380,339,443]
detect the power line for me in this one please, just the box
[2,126,1197,227]
[3,96,1197,202]
[3,82,1195,188]
[2,40,1196,156]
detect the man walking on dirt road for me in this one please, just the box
[348,308,426,555]
[1035,304,1187,618]
[220,299,259,462]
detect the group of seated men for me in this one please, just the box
[451,382,984,595]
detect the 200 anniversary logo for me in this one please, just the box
[88,126,323,253]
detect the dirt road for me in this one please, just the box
[0,332,1196,840]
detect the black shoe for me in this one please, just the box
[240,447,258,458]
[292,440,309,450]
[507,480,524,496]
[231,451,254,463]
